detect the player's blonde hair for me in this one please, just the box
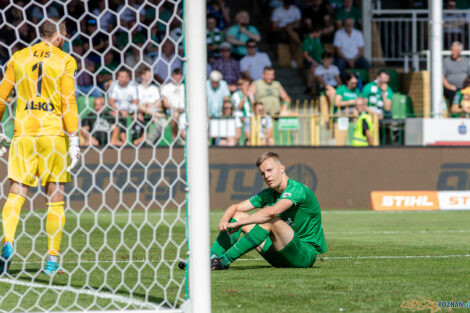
[39,18,66,38]
[256,152,282,168]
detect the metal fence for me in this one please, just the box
[371,9,470,67]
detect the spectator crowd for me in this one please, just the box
[1,0,469,148]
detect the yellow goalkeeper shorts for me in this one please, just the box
[8,136,70,187]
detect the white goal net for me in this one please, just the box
[0,0,194,312]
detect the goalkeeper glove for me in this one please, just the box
[67,135,80,172]
[0,134,10,157]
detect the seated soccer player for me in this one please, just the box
[208,152,327,269]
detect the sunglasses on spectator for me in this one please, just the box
[223,106,233,110]
[220,49,231,51]
[246,45,256,48]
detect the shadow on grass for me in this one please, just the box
[9,270,166,306]
[229,265,272,270]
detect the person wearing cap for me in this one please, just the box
[207,70,231,117]
[451,76,470,117]
[86,18,107,53]
[211,42,241,92]
[240,39,272,81]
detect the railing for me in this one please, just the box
[370,9,470,66]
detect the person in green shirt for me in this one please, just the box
[302,25,324,94]
[451,79,470,118]
[334,0,362,29]
[361,70,393,119]
[207,152,327,270]
[334,72,360,116]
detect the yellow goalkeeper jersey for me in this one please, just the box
[0,41,78,136]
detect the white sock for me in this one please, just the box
[47,255,58,263]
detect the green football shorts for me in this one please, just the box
[259,232,317,268]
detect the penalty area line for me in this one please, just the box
[0,277,159,310]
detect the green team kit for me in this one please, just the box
[210,178,327,269]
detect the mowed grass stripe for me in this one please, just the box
[0,209,469,312]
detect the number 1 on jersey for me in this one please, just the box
[32,61,43,97]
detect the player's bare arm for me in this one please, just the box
[218,199,255,231]
[226,199,292,230]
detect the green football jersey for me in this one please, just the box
[361,80,393,109]
[249,178,327,254]
[334,84,360,114]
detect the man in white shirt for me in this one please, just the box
[161,69,186,141]
[271,0,302,68]
[153,40,183,84]
[240,40,272,81]
[207,70,231,117]
[138,67,162,116]
[108,68,140,146]
[333,18,370,80]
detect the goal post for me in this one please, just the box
[184,0,212,311]
[0,0,210,312]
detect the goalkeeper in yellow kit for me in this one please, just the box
[0,19,80,275]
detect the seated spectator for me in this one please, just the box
[137,66,165,146]
[315,52,341,106]
[161,69,186,141]
[244,102,275,146]
[302,25,324,93]
[231,78,252,144]
[271,0,302,68]
[73,40,102,98]
[232,78,253,120]
[302,0,334,41]
[451,77,470,117]
[207,70,231,117]
[213,100,241,146]
[206,14,224,61]
[138,66,162,117]
[250,66,291,116]
[334,72,359,116]
[362,70,393,119]
[125,41,153,70]
[207,0,231,30]
[333,18,370,80]
[211,42,241,91]
[334,0,362,29]
[108,68,142,146]
[351,98,374,147]
[97,50,119,91]
[443,0,466,48]
[153,40,183,84]
[80,97,116,146]
[226,11,261,59]
[240,39,272,81]
[443,41,470,104]
[92,0,115,32]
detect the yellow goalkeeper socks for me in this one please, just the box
[46,201,65,256]
[2,193,25,243]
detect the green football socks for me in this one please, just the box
[221,225,269,267]
[210,218,242,258]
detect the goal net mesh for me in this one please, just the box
[0,0,187,311]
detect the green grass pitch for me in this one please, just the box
[0,209,469,312]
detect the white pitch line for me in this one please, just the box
[0,277,159,310]
[325,229,470,235]
[18,253,470,266]
[322,254,470,260]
